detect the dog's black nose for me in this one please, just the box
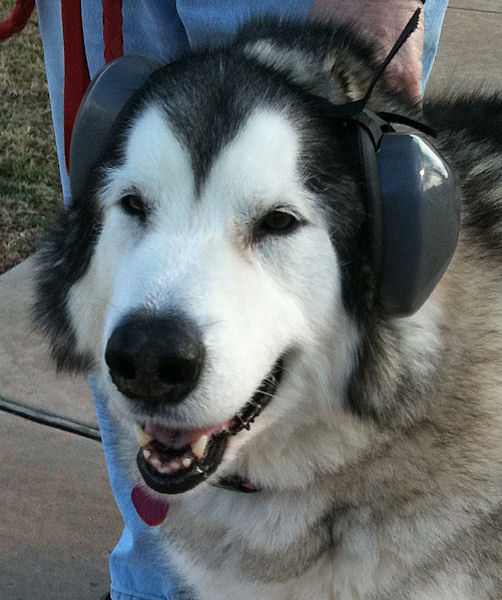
[105,313,204,404]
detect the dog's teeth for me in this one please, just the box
[142,448,152,459]
[182,457,193,469]
[135,424,153,446]
[190,434,209,460]
[170,460,181,472]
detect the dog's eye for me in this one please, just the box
[257,210,300,236]
[120,194,147,220]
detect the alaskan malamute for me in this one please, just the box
[34,17,502,600]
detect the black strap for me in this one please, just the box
[349,109,394,148]
[377,111,437,137]
[361,7,422,108]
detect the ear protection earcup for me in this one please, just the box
[356,117,461,317]
[69,55,160,200]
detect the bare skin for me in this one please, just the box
[309,0,424,101]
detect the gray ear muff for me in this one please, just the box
[376,132,460,316]
[355,113,461,317]
[69,55,161,200]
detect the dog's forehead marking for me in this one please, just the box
[120,104,306,223]
[201,108,303,210]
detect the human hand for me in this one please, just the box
[308,0,424,101]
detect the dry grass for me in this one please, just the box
[0,0,60,274]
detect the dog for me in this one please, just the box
[34,17,502,600]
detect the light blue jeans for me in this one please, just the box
[35,2,448,598]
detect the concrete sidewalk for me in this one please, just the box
[2,3,502,598]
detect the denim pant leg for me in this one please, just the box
[175,0,312,48]
[422,0,449,92]
[36,1,448,598]
[92,379,191,600]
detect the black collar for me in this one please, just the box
[212,474,260,493]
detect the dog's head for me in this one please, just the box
[35,21,440,496]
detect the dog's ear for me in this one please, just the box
[327,51,379,105]
[239,23,391,111]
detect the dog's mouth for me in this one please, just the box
[135,358,284,495]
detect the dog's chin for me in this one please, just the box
[134,357,285,495]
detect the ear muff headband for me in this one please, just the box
[69,55,161,200]
[353,111,461,317]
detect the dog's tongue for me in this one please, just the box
[131,485,169,527]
